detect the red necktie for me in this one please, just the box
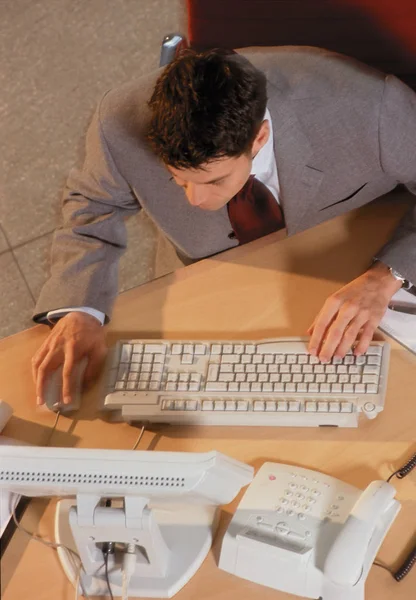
[227,175,285,245]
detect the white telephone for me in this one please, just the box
[219,462,400,600]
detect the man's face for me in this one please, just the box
[168,120,270,211]
[168,153,253,211]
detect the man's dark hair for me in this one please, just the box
[147,49,268,170]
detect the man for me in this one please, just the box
[32,47,416,405]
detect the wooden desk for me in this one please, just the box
[1,199,415,599]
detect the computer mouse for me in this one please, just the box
[42,358,88,413]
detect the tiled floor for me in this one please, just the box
[0,0,186,339]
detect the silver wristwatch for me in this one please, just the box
[388,267,411,290]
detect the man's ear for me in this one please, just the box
[251,120,270,157]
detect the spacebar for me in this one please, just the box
[205,382,228,391]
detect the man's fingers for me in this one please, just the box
[354,322,376,356]
[36,349,63,405]
[318,305,359,361]
[308,297,342,356]
[334,314,369,358]
[32,344,51,387]
[62,346,75,404]
[83,346,108,386]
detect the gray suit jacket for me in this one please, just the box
[34,46,416,322]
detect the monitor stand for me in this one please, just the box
[55,495,218,598]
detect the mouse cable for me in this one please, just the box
[43,409,61,447]
[11,504,90,598]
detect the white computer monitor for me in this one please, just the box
[0,446,253,598]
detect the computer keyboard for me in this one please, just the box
[101,337,390,427]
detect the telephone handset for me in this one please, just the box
[219,462,400,600]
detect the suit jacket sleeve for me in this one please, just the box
[374,75,416,283]
[33,95,140,323]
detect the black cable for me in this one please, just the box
[387,453,416,483]
[103,551,114,600]
[392,544,416,582]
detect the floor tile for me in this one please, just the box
[0,225,9,254]
[0,0,185,247]
[0,252,35,339]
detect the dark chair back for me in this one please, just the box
[187,0,416,88]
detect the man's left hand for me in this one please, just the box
[307,262,402,361]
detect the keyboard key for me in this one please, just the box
[264,354,274,364]
[241,355,251,364]
[344,356,354,365]
[298,355,308,364]
[179,373,190,382]
[343,384,354,393]
[214,400,226,410]
[235,374,246,382]
[234,364,245,373]
[305,402,316,412]
[225,401,236,411]
[277,401,288,411]
[304,374,314,383]
[247,374,257,382]
[189,382,200,392]
[308,383,319,393]
[115,382,125,390]
[237,400,248,411]
[281,374,291,383]
[206,382,228,392]
[133,343,143,353]
[222,345,233,354]
[280,364,290,374]
[320,383,330,393]
[367,356,381,366]
[285,383,296,393]
[366,345,382,355]
[167,372,178,382]
[332,357,342,365]
[149,382,160,391]
[229,382,239,392]
[254,401,265,411]
[329,401,340,412]
[174,400,185,410]
[251,383,262,392]
[366,384,378,393]
[309,356,320,364]
[354,383,365,393]
[340,402,353,412]
[207,364,219,381]
[142,354,153,363]
[350,375,360,384]
[121,344,132,362]
[219,364,233,373]
[245,364,256,373]
[332,383,342,393]
[356,356,366,365]
[240,382,250,392]
[211,344,222,354]
[314,365,324,374]
[325,365,336,374]
[171,344,182,354]
[221,354,240,363]
[268,364,278,373]
[317,401,328,412]
[186,400,198,410]
[265,401,276,411]
[275,355,285,364]
[202,400,214,411]
[177,383,188,391]
[274,383,284,392]
[291,364,301,374]
[288,401,300,412]
[183,344,194,354]
[362,375,378,384]
[297,383,308,393]
[316,374,326,383]
[253,355,262,364]
[302,365,313,374]
[262,383,273,392]
[245,344,256,354]
[194,344,206,355]
[182,354,193,365]
[131,353,142,363]
[162,399,174,410]
[219,373,234,382]
[145,344,166,354]
[363,365,380,375]
[287,355,297,364]
[234,344,244,354]
[166,382,177,391]
[153,354,165,364]
[258,374,268,382]
[257,364,267,373]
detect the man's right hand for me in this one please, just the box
[32,312,107,406]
